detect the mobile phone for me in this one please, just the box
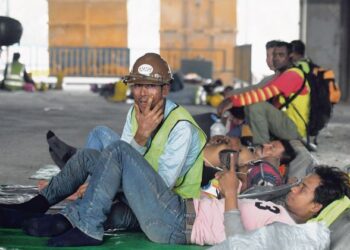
[219,149,239,171]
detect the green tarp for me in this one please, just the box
[0,228,207,250]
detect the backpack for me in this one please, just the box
[246,160,283,188]
[298,59,341,137]
[303,60,341,104]
[279,62,336,145]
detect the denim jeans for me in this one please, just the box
[41,141,187,243]
[84,125,140,230]
[244,102,299,144]
[85,125,120,151]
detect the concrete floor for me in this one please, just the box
[0,90,349,186]
[0,90,214,185]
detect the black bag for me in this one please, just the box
[280,64,333,139]
[304,61,332,137]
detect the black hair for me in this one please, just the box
[13,52,20,61]
[228,106,245,120]
[265,40,280,49]
[313,166,350,210]
[290,40,305,56]
[274,41,292,55]
[279,140,296,165]
[223,86,233,92]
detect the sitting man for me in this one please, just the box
[1,52,35,90]
[47,52,206,200]
[1,139,347,247]
[0,53,207,237]
[218,41,310,145]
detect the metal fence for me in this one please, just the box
[160,48,227,76]
[49,47,130,77]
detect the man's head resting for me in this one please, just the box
[312,166,350,209]
[279,140,296,165]
[259,140,296,165]
[286,165,350,223]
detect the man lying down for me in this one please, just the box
[0,141,349,247]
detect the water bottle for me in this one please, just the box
[210,114,226,137]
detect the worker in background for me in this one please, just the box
[1,52,35,91]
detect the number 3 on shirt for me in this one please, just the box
[255,201,281,214]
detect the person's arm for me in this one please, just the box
[224,210,245,236]
[134,96,164,146]
[217,154,246,237]
[121,108,147,155]
[121,97,164,154]
[217,83,281,116]
[217,70,305,116]
[158,121,200,188]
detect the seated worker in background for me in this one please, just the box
[1,52,35,91]
[0,141,348,247]
[220,41,281,138]
[218,41,310,145]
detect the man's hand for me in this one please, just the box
[134,96,164,146]
[216,154,239,211]
[217,97,233,117]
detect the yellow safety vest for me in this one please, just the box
[4,61,25,90]
[279,67,310,138]
[131,104,207,198]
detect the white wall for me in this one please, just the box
[1,0,300,80]
[236,0,300,83]
[0,0,48,72]
[127,0,160,69]
[1,0,161,74]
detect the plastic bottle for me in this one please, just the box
[210,114,227,137]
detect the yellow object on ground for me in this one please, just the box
[108,80,128,102]
[207,94,224,107]
[35,82,49,92]
[55,70,64,90]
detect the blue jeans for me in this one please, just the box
[85,125,120,151]
[41,141,187,243]
[84,125,140,230]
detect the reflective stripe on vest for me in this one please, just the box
[4,62,25,89]
[131,104,207,198]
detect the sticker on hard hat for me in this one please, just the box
[138,64,153,76]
